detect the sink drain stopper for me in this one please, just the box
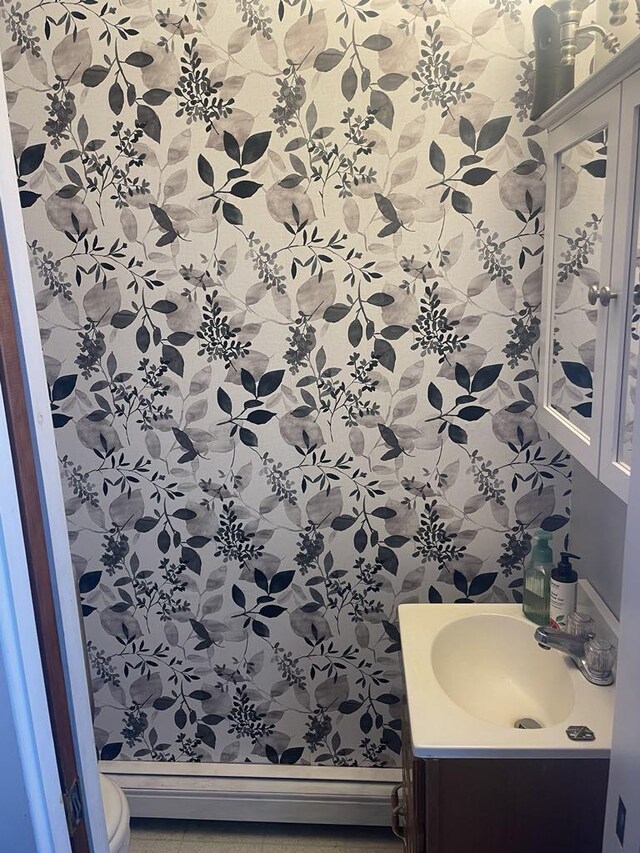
[514,717,543,729]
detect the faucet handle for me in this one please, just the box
[567,611,595,639]
[585,637,616,677]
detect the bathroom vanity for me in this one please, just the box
[396,723,608,853]
[396,583,617,852]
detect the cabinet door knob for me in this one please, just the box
[588,285,618,307]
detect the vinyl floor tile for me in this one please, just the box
[261,824,344,846]
[183,820,265,843]
[341,827,400,848]
[130,819,403,853]
[130,818,186,840]
[260,822,400,847]
[129,837,183,853]
[262,846,344,853]
[180,842,262,853]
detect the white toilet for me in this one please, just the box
[99,774,131,853]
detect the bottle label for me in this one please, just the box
[550,579,577,629]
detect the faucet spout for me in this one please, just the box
[534,626,586,664]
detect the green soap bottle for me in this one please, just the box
[522,530,553,625]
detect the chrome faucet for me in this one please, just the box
[534,626,616,686]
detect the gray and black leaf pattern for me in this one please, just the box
[3,0,614,766]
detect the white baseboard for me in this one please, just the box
[100,762,401,826]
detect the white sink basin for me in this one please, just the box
[399,583,617,758]
[431,613,575,728]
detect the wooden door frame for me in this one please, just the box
[0,237,91,851]
[0,72,108,851]
[0,361,70,850]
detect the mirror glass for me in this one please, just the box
[618,151,640,470]
[549,129,608,437]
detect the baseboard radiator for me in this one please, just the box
[100,761,401,826]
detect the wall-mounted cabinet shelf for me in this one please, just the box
[538,40,640,503]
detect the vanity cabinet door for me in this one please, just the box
[423,757,609,853]
[599,68,640,501]
[539,87,620,475]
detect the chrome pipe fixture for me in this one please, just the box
[576,23,621,54]
[551,0,621,65]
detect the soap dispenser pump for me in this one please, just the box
[523,529,553,625]
[550,552,579,629]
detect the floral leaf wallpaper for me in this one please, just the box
[1,0,573,766]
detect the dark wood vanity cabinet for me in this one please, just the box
[396,707,610,852]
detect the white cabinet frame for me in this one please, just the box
[538,41,640,503]
[599,68,640,502]
[538,88,621,474]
